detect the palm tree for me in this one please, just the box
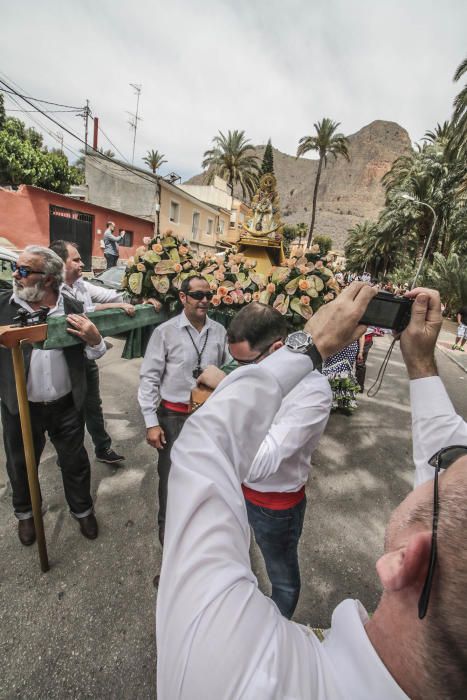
[143,149,167,174]
[202,130,260,199]
[297,118,350,247]
[451,57,467,153]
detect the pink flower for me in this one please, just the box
[143,236,151,246]
[234,280,242,289]
[210,281,218,291]
[315,260,324,269]
[211,295,221,307]
[223,294,233,305]
[230,265,239,274]
[244,292,252,303]
[300,295,310,305]
[252,292,260,301]
[173,263,182,273]
[266,282,276,293]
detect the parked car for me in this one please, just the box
[87,266,126,291]
[0,246,18,290]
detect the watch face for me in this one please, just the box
[288,331,309,350]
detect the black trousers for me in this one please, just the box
[356,340,373,391]
[1,394,93,519]
[84,359,111,455]
[104,253,118,269]
[156,406,189,532]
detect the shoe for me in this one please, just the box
[460,347,465,353]
[77,513,98,539]
[95,448,125,464]
[18,517,36,546]
[452,344,457,350]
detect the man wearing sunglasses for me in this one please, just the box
[157,283,467,699]
[1,246,106,546]
[138,275,229,547]
[197,302,332,619]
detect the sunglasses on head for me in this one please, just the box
[418,444,467,619]
[230,337,283,365]
[186,291,214,301]
[11,262,46,278]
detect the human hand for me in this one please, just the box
[197,365,226,390]
[357,352,364,364]
[400,288,442,379]
[67,314,102,347]
[304,282,377,360]
[120,303,135,316]
[143,297,162,312]
[146,426,166,449]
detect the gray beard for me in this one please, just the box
[14,280,46,303]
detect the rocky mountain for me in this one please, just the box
[186,120,412,250]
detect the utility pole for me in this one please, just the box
[128,83,142,165]
[84,99,90,153]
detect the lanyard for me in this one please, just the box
[185,326,210,378]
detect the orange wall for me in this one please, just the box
[0,185,154,261]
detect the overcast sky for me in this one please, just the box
[1,0,466,180]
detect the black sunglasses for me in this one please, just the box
[186,291,214,301]
[418,444,467,619]
[230,337,283,365]
[11,262,46,278]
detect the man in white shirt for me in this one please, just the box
[198,302,332,618]
[50,239,138,465]
[138,275,229,546]
[0,246,107,546]
[157,282,467,699]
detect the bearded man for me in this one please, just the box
[0,246,106,546]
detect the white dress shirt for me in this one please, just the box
[138,311,229,428]
[410,375,467,486]
[244,371,331,491]
[62,278,124,313]
[11,292,106,402]
[156,347,409,699]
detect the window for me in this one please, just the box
[170,201,180,223]
[206,218,214,235]
[192,212,200,239]
[119,230,134,247]
[218,219,225,235]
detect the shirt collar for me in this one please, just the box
[322,599,408,699]
[179,309,212,333]
[10,288,64,315]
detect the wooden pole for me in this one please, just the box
[11,343,49,572]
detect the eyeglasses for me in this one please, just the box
[186,291,214,301]
[11,262,46,278]
[418,444,467,619]
[230,338,283,365]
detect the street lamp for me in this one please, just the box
[399,194,437,288]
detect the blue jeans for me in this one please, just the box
[246,496,306,619]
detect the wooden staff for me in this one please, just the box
[1,324,49,572]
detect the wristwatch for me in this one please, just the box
[285,331,323,372]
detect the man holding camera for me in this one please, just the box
[138,275,229,546]
[157,282,467,699]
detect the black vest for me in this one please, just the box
[0,291,88,414]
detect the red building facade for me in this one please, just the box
[0,185,155,270]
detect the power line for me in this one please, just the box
[0,76,160,188]
[0,86,84,110]
[98,125,129,163]
[6,108,82,114]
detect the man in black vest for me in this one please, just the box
[0,246,106,546]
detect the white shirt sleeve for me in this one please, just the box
[84,337,107,360]
[246,372,331,483]
[138,327,166,428]
[410,376,467,487]
[83,280,124,304]
[156,347,317,699]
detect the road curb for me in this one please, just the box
[436,344,467,374]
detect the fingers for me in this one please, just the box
[405,288,441,324]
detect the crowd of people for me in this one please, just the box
[1,244,467,698]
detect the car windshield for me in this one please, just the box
[98,267,125,283]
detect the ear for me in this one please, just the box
[179,291,186,305]
[376,530,432,592]
[269,340,284,354]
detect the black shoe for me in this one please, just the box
[78,513,98,540]
[95,448,125,464]
[18,517,36,546]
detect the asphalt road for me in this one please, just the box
[0,334,466,699]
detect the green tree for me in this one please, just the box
[0,114,81,193]
[0,93,6,131]
[261,139,274,175]
[202,129,260,198]
[282,224,297,255]
[312,235,333,255]
[143,149,167,173]
[297,118,350,247]
[426,252,467,313]
[451,57,467,154]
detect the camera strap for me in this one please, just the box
[367,337,397,397]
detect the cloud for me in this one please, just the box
[1,0,466,180]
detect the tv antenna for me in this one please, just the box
[128,83,142,165]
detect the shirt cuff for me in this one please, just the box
[410,376,455,417]
[85,337,107,360]
[143,412,159,428]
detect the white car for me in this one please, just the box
[0,246,18,289]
